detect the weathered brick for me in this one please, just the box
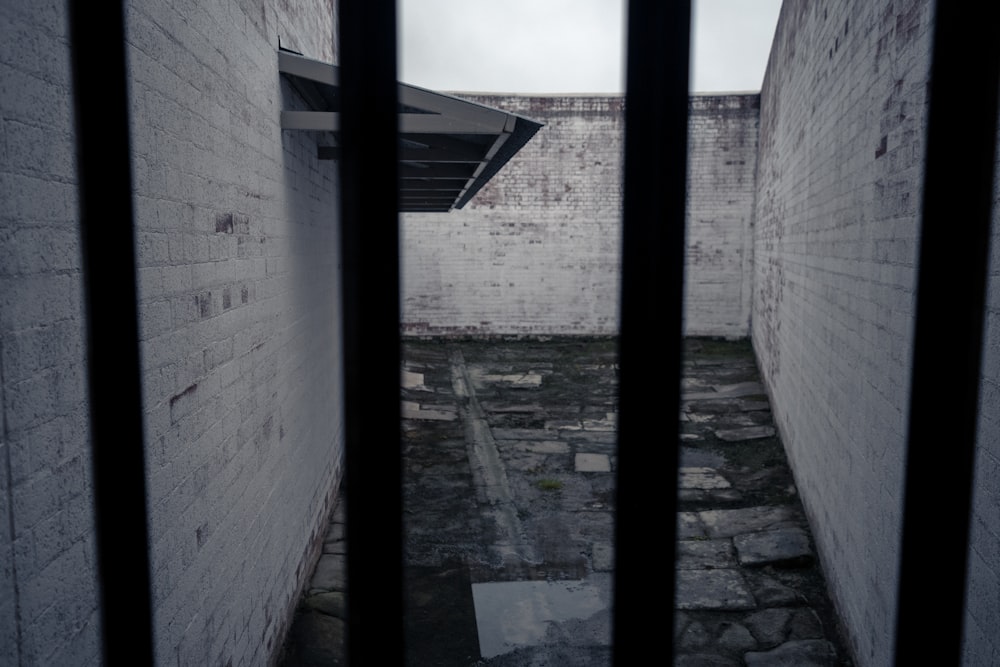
[2,1,343,664]
[401,93,756,338]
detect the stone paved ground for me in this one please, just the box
[279,338,853,666]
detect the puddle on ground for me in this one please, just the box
[472,578,608,658]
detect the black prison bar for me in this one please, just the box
[894,1,1000,664]
[337,0,406,664]
[68,1,156,664]
[614,1,691,665]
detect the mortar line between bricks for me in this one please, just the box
[448,346,538,565]
[0,338,23,667]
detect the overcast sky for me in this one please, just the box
[399,0,783,94]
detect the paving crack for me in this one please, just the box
[448,347,537,565]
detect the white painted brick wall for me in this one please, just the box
[686,94,758,335]
[746,1,1000,664]
[126,1,343,664]
[0,0,103,664]
[401,93,758,338]
[2,0,344,664]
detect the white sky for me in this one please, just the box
[399,0,784,93]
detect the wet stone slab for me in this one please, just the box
[734,527,814,567]
[676,539,737,570]
[676,569,757,611]
[575,453,612,472]
[700,506,803,539]
[308,554,345,594]
[281,339,851,667]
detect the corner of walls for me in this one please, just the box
[750,1,933,664]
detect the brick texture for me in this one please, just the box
[751,1,1000,664]
[1,0,344,664]
[0,0,101,664]
[126,1,343,664]
[686,94,758,335]
[401,93,758,338]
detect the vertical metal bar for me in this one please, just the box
[338,1,404,664]
[67,1,155,663]
[895,3,1000,664]
[614,1,691,664]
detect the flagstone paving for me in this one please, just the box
[279,338,853,666]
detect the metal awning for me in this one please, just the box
[278,50,542,212]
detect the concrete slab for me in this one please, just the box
[575,453,611,472]
[401,369,426,389]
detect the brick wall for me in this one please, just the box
[126,0,343,664]
[401,93,758,338]
[686,94,758,335]
[1,0,344,664]
[0,0,102,663]
[750,0,1000,664]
